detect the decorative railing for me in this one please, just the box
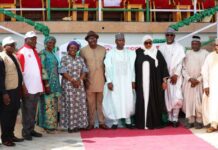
[0,3,217,46]
[0,8,50,37]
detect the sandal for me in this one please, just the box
[206,127,218,133]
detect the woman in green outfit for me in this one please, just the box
[38,36,62,133]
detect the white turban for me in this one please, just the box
[142,35,153,44]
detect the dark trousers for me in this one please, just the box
[21,93,40,137]
[0,89,21,142]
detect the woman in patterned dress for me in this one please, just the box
[38,36,62,133]
[59,41,89,133]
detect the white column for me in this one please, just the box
[98,0,102,21]
[193,0,197,14]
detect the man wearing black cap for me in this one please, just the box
[80,31,109,130]
[159,27,185,127]
[182,36,208,129]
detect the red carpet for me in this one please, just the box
[81,126,216,150]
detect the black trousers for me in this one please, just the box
[22,93,40,136]
[0,88,21,142]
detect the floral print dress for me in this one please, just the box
[59,55,88,130]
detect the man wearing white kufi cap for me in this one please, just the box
[17,31,43,140]
[159,27,185,127]
[201,38,218,133]
[103,33,136,129]
[182,36,209,129]
[0,37,24,146]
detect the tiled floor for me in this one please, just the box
[1,115,218,150]
[0,115,85,150]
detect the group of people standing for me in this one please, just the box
[0,28,218,147]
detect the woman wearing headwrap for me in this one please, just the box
[134,35,169,129]
[38,36,62,133]
[59,41,89,133]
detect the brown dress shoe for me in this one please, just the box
[87,125,94,130]
[99,124,109,130]
[2,141,16,147]
[206,127,218,133]
[11,136,24,142]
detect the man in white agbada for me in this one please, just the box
[103,33,136,129]
[159,27,185,127]
[182,36,209,129]
[201,38,218,133]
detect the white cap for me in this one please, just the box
[24,31,37,39]
[2,36,16,47]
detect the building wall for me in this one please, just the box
[0,22,216,50]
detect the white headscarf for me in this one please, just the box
[141,35,158,67]
[142,35,153,44]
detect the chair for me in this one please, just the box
[197,0,204,9]
[149,0,155,21]
[125,0,145,22]
[199,0,215,9]
[153,0,175,9]
[177,0,192,5]
[152,0,175,21]
[97,0,126,21]
[48,0,71,20]
[71,0,89,21]
[175,4,191,21]
[20,0,45,21]
[175,0,192,21]
[0,0,16,21]
[198,0,216,22]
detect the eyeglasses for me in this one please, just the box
[166,34,175,37]
[144,42,152,45]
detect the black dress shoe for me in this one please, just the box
[12,136,24,142]
[172,121,179,128]
[23,135,32,141]
[126,124,135,129]
[31,131,42,137]
[2,141,16,147]
[111,124,118,129]
[185,123,194,129]
[68,129,73,133]
[194,122,203,129]
[167,121,173,126]
[73,128,79,132]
